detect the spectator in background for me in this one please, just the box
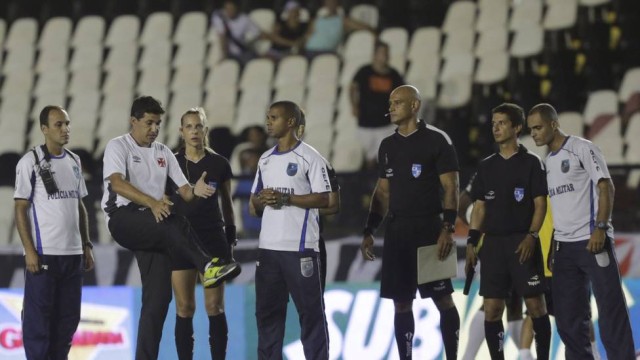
[350,41,404,171]
[211,0,262,65]
[304,0,373,58]
[264,1,309,59]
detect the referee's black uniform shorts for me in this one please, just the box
[381,214,454,302]
[479,233,546,299]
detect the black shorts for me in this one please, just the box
[172,227,229,271]
[479,233,546,299]
[380,215,454,302]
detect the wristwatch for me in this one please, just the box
[281,193,291,206]
[528,231,540,240]
[596,221,609,230]
[442,222,455,233]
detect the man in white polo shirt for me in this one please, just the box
[101,96,240,360]
[527,103,635,359]
[14,105,95,359]
[251,101,332,359]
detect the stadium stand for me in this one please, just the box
[0,0,638,240]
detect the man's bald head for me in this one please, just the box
[391,85,421,102]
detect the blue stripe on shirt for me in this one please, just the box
[299,209,310,252]
[28,171,43,254]
[589,179,595,232]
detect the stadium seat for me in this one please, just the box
[173,40,207,68]
[475,27,508,57]
[38,17,72,49]
[273,85,305,106]
[5,18,38,49]
[349,4,379,29]
[591,116,623,164]
[274,55,308,89]
[68,67,101,97]
[437,75,473,109]
[442,1,476,33]
[67,91,101,140]
[618,67,640,103]
[543,0,578,31]
[69,44,103,70]
[234,89,272,134]
[103,42,138,70]
[510,24,544,58]
[406,56,440,100]
[624,113,640,187]
[583,89,618,126]
[105,15,140,46]
[475,51,509,85]
[171,65,205,93]
[174,11,208,45]
[34,69,68,97]
[380,27,409,74]
[342,30,375,63]
[102,66,136,95]
[476,0,508,32]
[140,12,173,45]
[332,130,363,173]
[307,54,339,88]
[407,27,441,63]
[96,91,135,155]
[557,112,585,137]
[2,46,35,74]
[509,0,543,31]
[441,28,475,59]
[203,90,236,129]
[205,59,240,91]
[239,58,274,92]
[138,41,172,68]
[440,53,474,82]
[35,46,69,73]
[1,70,34,97]
[137,64,171,94]
[71,16,105,48]
[305,82,337,110]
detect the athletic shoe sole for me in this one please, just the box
[203,262,242,288]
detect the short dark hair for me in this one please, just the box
[39,105,65,127]
[374,40,389,52]
[270,100,302,126]
[131,96,165,119]
[492,102,525,129]
[528,103,558,123]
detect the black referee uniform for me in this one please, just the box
[378,119,459,301]
[171,148,233,268]
[470,144,548,299]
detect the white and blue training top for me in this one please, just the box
[251,141,332,252]
[14,147,88,255]
[545,136,614,242]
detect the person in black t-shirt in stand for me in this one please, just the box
[360,85,460,359]
[170,108,240,360]
[465,103,551,360]
[350,41,404,171]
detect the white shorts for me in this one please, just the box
[357,125,396,162]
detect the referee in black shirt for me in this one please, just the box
[465,103,551,360]
[361,85,460,360]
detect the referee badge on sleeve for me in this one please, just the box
[411,164,422,178]
[514,187,524,202]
